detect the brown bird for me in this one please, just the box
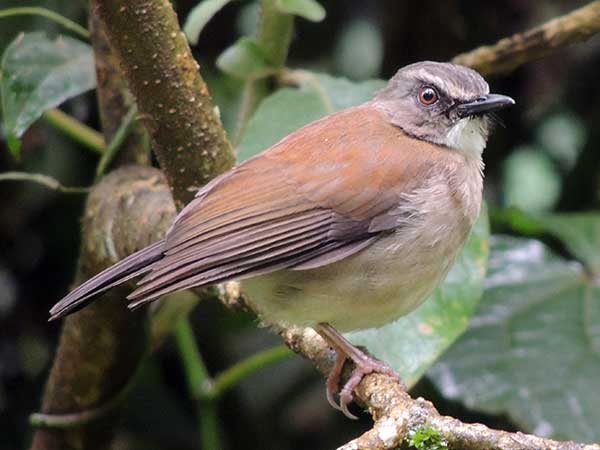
[50,61,514,418]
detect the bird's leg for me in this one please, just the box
[316,322,404,419]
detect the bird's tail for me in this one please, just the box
[49,239,165,321]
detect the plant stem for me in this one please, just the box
[29,348,148,428]
[174,318,220,450]
[0,7,90,39]
[211,345,292,399]
[174,317,211,398]
[232,79,267,146]
[43,109,105,154]
[256,0,294,66]
[0,172,88,194]
[95,105,138,180]
[198,399,221,450]
[232,0,294,146]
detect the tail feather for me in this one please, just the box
[49,239,165,321]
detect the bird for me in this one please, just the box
[50,61,514,418]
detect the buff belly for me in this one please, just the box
[243,208,472,332]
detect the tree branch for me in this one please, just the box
[280,327,600,450]
[29,10,160,450]
[94,0,235,209]
[30,1,236,447]
[29,167,176,450]
[453,0,600,75]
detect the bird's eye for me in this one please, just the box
[418,86,439,106]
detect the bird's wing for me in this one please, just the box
[128,105,446,307]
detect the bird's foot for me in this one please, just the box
[317,323,405,419]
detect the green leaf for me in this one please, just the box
[7,134,21,156]
[0,32,96,159]
[184,0,234,45]
[348,209,490,387]
[274,0,326,22]
[497,209,600,276]
[493,207,546,235]
[429,236,600,443]
[534,213,600,277]
[237,71,384,161]
[216,37,276,80]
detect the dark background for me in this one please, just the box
[1,1,599,449]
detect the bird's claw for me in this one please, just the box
[325,350,403,419]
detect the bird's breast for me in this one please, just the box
[243,163,482,332]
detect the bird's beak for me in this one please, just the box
[455,94,515,118]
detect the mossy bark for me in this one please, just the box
[94,0,236,209]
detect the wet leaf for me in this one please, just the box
[0,32,96,158]
[533,213,600,277]
[497,209,600,276]
[429,236,600,443]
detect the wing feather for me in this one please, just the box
[126,105,446,307]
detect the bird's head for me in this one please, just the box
[374,61,514,159]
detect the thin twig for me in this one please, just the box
[280,327,600,450]
[0,172,88,194]
[42,109,105,154]
[209,345,292,399]
[174,317,220,450]
[29,348,148,428]
[95,105,138,180]
[0,6,90,39]
[174,317,211,399]
[453,0,600,75]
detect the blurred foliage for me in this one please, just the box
[217,37,278,79]
[274,0,326,22]
[333,18,383,80]
[184,0,235,45]
[503,145,562,213]
[1,0,600,449]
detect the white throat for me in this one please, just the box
[444,118,487,160]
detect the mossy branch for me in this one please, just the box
[94,0,235,209]
[29,167,175,450]
[29,10,156,450]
